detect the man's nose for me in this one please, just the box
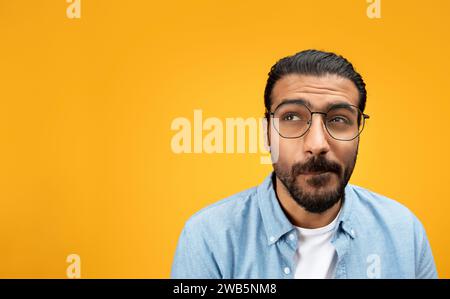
[303,114,330,156]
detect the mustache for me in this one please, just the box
[291,156,342,177]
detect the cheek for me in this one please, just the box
[274,137,304,166]
[279,139,298,156]
[332,141,358,166]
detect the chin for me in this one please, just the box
[304,179,339,192]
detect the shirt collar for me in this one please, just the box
[257,171,356,246]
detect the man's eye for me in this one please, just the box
[282,113,301,121]
[329,116,349,123]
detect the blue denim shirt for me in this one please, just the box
[171,172,437,279]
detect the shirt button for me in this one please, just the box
[284,267,291,275]
[351,229,356,237]
[269,236,275,242]
[289,233,295,241]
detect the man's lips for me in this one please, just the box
[300,171,332,175]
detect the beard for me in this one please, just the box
[273,151,357,214]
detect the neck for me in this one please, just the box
[274,175,342,229]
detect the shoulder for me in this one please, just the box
[347,184,423,233]
[183,185,260,236]
[346,184,436,277]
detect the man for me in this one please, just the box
[170,49,437,279]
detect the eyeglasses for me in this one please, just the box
[268,101,370,141]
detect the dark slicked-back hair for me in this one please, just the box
[264,49,366,119]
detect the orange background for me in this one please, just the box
[0,0,449,278]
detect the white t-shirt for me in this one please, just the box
[293,208,341,279]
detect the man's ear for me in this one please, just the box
[262,117,271,152]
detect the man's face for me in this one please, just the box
[268,74,360,214]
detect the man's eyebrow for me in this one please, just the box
[273,98,354,111]
[272,98,311,111]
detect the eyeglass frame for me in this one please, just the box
[265,99,370,141]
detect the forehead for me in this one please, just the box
[270,74,360,110]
